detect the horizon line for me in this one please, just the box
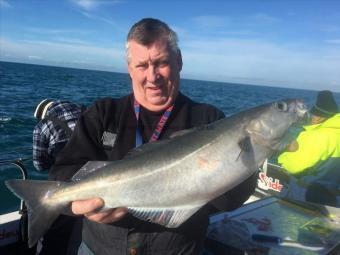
[0,59,336,94]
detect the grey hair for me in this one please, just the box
[125,18,180,63]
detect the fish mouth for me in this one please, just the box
[292,110,309,127]
[295,112,310,126]
[295,100,309,124]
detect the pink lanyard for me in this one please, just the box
[133,98,174,147]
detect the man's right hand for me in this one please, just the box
[286,140,299,152]
[71,198,128,224]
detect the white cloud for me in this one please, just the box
[1,34,340,92]
[80,11,121,29]
[188,13,278,37]
[0,37,126,72]
[71,0,122,11]
[325,39,340,44]
[54,37,93,45]
[25,27,93,37]
[190,13,279,31]
[181,38,340,91]
[22,27,100,46]
[191,15,229,29]
[28,55,42,60]
[321,25,340,33]
[251,13,280,24]
[0,0,11,8]
[73,0,96,10]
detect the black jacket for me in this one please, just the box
[49,93,256,255]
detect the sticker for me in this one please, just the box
[258,172,283,192]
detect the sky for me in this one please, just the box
[1,0,340,92]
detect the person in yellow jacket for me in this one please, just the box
[278,90,340,206]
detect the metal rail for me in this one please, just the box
[1,158,30,244]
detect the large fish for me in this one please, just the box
[6,99,307,247]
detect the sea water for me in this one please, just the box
[1,61,340,214]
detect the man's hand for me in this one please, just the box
[286,140,299,152]
[71,198,128,224]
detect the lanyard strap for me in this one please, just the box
[133,98,174,147]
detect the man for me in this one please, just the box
[50,18,256,255]
[33,99,83,171]
[33,99,84,254]
[278,90,340,206]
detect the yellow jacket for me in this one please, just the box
[278,113,340,175]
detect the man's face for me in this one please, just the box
[128,39,182,112]
[311,114,326,124]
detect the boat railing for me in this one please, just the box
[0,157,30,245]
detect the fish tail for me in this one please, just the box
[5,179,68,248]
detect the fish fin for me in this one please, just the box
[71,161,110,181]
[128,205,202,228]
[5,179,67,248]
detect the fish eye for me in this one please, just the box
[274,101,288,112]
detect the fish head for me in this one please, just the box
[245,99,308,152]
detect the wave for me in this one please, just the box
[0,117,12,122]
